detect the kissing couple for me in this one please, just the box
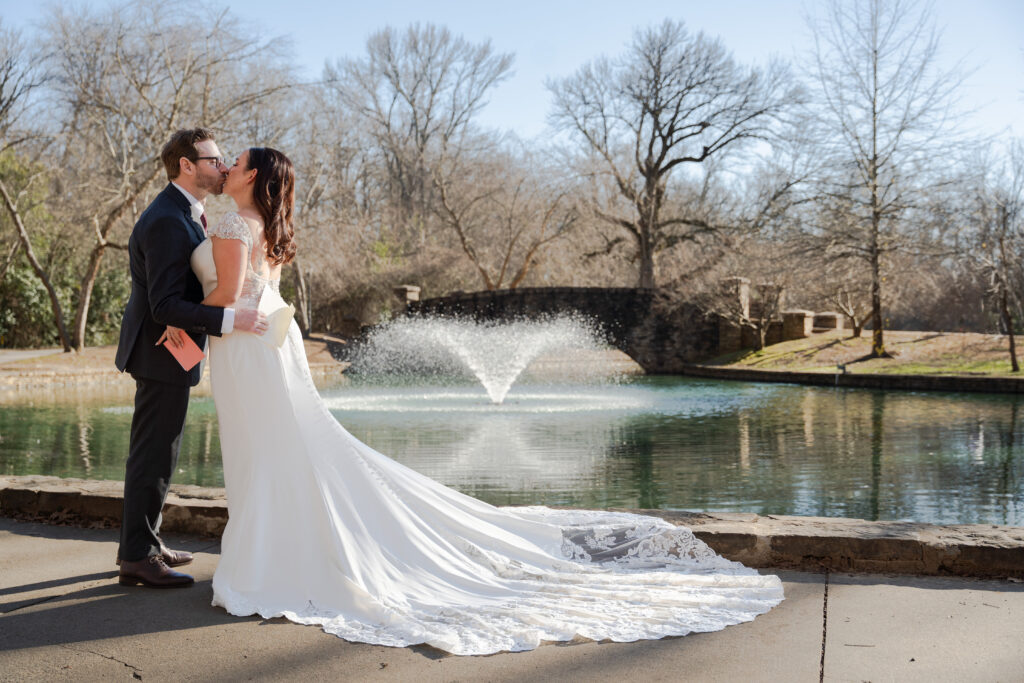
[113,127,784,655]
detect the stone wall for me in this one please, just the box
[394,286,847,370]
[5,475,1022,578]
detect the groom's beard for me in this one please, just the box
[196,170,227,196]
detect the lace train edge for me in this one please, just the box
[211,572,784,656]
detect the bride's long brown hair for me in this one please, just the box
[247,147,296,266]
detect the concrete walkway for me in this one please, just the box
[1,518,1022,682]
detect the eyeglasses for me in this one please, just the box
[195,156,225,166]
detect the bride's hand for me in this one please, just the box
[156,325,185,349]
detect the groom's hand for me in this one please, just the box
[235,309,268,336]
[156,326,185,348]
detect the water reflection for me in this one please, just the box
[1,378,1022,525]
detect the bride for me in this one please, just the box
[179,146,783,655]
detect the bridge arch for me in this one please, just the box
[405,287,721,374]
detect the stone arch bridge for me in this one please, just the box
[403,287,721,374]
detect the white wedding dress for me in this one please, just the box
[190,212,784,655]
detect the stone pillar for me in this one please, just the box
[393,285,421,305]
[721,276,750,321]
[813,312,844,332]
[782,310,814,340]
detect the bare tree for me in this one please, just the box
[328,24,513,253]
[434,139,578,290]
[548,19,796,288]
[967,141,1024,370]
[287,82,375,333]
[44,0,297,350]
[0,22,72,350]
[807,0,967,357]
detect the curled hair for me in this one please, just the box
[161,128,216,180]
[246,147,297,266]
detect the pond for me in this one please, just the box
[1,376,1021,525]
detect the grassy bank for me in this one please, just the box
[3,329,1020,380]
[705,330,1023,377]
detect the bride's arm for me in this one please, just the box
[201,236,248,307]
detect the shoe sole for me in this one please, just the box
[118,576,195,588]
[116,557,193,568]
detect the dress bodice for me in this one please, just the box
[191,211,280,309]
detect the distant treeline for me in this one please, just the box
[0,0,1021,360]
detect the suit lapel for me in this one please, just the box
[184,211,205,245]
[162,183,206,245]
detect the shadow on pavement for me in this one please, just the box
[0,578,247,651]
[0,572,118,598]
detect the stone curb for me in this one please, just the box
[681,363,1024,394]
[3,475,1023,579]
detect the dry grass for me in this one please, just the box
[708,330,1024,376]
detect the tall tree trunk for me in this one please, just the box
[637,200,656,289]
[291,260,310,336]
[71,243,105,350]
[637,180,662,289]
[870,232,884,356]
[998,227,1019,372]
[868,156,884,355]
[869,25,885,358]
[71,166,160,350]
[999,286,1018,372]
[0,178,72,351]
[637,233,655,288]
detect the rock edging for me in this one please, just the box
[681,363,1024,394]
[2,475,1022,579]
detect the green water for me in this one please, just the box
[1,376,1021,525]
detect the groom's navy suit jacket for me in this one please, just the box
[115,184,224,387]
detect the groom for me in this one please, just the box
[114,128,266,588]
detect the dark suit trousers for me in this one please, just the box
[119,376,191,561]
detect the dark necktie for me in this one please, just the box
[200,213,208,234]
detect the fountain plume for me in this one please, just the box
[347,314,609,403]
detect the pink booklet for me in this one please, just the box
[162,333,205,371]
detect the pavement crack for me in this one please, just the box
[819,569,830,683]
[61,644,142,677]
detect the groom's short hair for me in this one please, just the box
[161,128,216,180]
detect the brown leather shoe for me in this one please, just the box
[116,545,193,568]
[159,544,193,567]
[119,555,194,588]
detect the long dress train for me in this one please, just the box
[191,212,783,655]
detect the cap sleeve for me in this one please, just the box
[208,211,253,249]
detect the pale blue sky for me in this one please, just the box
[4,0,1023,140]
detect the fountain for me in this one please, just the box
[346,314,614,403]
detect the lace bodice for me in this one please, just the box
[203,211,280,308]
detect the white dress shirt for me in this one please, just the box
[171,182,234,334]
